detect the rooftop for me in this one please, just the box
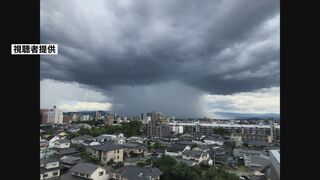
[55,139,70,144]
[92,143,123,152]
[60,156,81,165]
[116,165,162,180]
[70,162,102,175]
[270,149,280,164]
[71,135,93,141]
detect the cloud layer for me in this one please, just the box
[40,0,279,117]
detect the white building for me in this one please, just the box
[52,139,71,149]
[47,106,63,124]
[80,114,90,121]
[48,136,60,148]
[269,150,280,180]
[40,157,60,179]
[60,162,109,180]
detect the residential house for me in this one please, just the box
[40,139,49,150]
[40,148,57,159]
[57,131,68,138]
[246,154,270,172]
[83,139,101,146]
[49,135,61,148]
[165,143,191,157]
[121,143,148,158]
[126,136,145,144]
[60,156,81,169]
[56,148,80,157]
[162,133,179,142]
[112,165,162,180]
[211,147,235,167]
[192,144,210,152]
[71,135,94,144]
[203,135,224,146]
[182,149,209,164]
[95,134,125,144]
[67,127,80,133]
[177,140,196,147]
[60,162,109,180]
[159,140,171,148]
[52,139,71,149]
[92,144,124,165]
[40,156,60,180]
[233,148,264,159]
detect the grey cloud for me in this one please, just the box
[41,0,279,95]
[40,0,279,116]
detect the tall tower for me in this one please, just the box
[269,119,274,143]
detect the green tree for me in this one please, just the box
[154,140,161,149]
[186,170,201,180]
[80,151,100,165]
[204,167,239,180]
[171,162,188,179]
[66,132,79,140]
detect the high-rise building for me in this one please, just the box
[105,114,114,125]
[80,114,90,121]
[72,113,79,121]
[95,111,102,120]
[63,115,72,124]
[40,109,49,124]
[147,111,171,139]
[269,119,274,143]
[47,106,64,124]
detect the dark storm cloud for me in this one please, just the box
[41,0,279,118]
[41,0,279,95]
[107,81,206,118]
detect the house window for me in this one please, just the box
[117,150,119,153]
[44,174,48,177]
[114,150,116,153]
[53,171,59,176]
[117,156,119,159]
[99,171,104,176]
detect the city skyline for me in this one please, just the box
[40,0,279,118]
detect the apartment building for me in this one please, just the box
[169,121,280,142]
[92,144,124,165]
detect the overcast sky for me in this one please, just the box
[40,0,279,118]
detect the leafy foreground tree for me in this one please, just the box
[204,167,239,180]
[152,156,239,180]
